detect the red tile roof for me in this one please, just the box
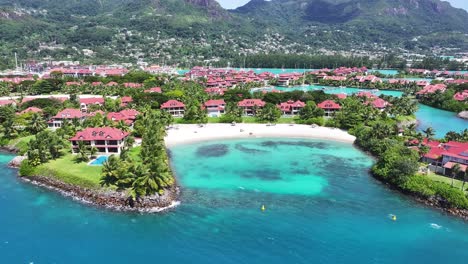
[70,127,129,141]
[144,87,162,93]
[161,100,185,109]
[18,107,43,115]
[79,97,104,105]
[107,109,139,125]
[318,100,341,110]
[453,90,468,101]
[367,98,389,109]
[204,99,226,107]
[53,109,86,119]
[443,162,467,172]
[278,100,306,111]
[238,99,266,107]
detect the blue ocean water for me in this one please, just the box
[1,139,468,263]
[416,104,468,138]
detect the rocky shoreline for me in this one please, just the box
[380,180,468,221]
[19,174,180,213]
[458,111,468,120]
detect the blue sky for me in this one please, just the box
[215,0,468,11]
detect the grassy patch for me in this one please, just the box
[395,115,416,122]
[426,172,467,192]
[31,154,103,189]
[129,146,141,162]
[9,136,35,154]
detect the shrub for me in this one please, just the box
[19,160,36,177]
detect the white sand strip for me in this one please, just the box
[164,123,355,147]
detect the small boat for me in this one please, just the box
[261,205,266,212]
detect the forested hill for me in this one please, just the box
[0,0,467,69]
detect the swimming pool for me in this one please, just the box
[89,156,109,166]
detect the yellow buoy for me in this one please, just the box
[392,215,397,221]
[261,205,266,212]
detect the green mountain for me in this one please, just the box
[234,0,468,49]
[0,0,467,68]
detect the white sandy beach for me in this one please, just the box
[164,123,356,147]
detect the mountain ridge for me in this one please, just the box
[0,0,467,68]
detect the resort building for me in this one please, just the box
[107,109,139,126]
[415,84,447,99]
[277,73,301,86]
[318,100,341,117]
[453,90,468,102]
[70,127,129,155]
[161,100,185,117]
[366,98,390,110]
[123,83,142,88]
[418,139,468,176]
[238,99,266,116]
[278,100,305,115]
[205,87,227,96]
[144,87,162,93]
[17,107,43,115]
[79,97,104,112]
[204,99,226,117]
[48,108,88,128]
[120,96,133,107]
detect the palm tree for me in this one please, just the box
[89,146,98,159]
[116,120,130,132]
[451,163,461,187]
[423,127,435,143]
[28,113,47,134]
[461,170,467,192]
[100,155,120,187]
[77,141,90,162]
[120,147,130,162]
[131,164,154,198]
[416,132,424,148]
[124,136,135,149]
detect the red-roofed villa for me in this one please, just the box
[70,127,129,154]
[318,100,341,117]
[161,100,185,117]
[238,99,266,116]
[204,99,226,117]
[278,100,305,115]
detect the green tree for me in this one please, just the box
[299,101,324,120]
[256,103,282,123]
[451,163,461,187]
[76,141,90,162]
[423,127,436,142]
[28,113,47,134]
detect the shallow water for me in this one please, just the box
[2,139,468,263]
[415,104,467,138]
[271,85,404,97]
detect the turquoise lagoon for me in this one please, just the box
[263,84,404,97]
[257,85,467,137]
[2,139,468,263]
[416,104,468,138]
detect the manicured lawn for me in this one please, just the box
[426,172,467,192]
[33,154,103,189]
[9,135,35,154]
